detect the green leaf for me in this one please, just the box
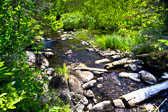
[4,73,13,75]
[0,93,7,97]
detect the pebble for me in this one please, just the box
[97,84,103,88]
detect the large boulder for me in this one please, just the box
[49,75,69,93]
[68,75,83,94]
[49,75,71,104]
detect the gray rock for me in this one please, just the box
[95,58,110,64]
[44,48,52,51]
[97,77,104,82]
[111,55,123,59]
[80,97,89,105]
[61,37,67,40]
[65,49,72,55]
[70,93,85,105]
[84,90,94,98]
[92,101,111,111]
[99,49,116,56]
[43,83,49,92]
[40,54,49,69]
[113,99,125,108]
[139,70,157,84]
[160,72,168,80]
[68,75,83,94]
[46,68,55,76]
[44,52,54,57]
[97,84,103,88]
[25,51,36,66]
[119,72,141,82]
[125,64,142,72]
[82,80,97,89]
[87,48,94,52]
[49,75,69,93]
[73,70,94,82]
[87,104,93,110]
[74,103,85,112]
[93,98,98,104]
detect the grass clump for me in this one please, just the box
[73,29,91,41]
[55,63,70,81]
[93,34,130,51]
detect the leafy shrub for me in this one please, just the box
[62,12,96,30]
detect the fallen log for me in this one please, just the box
[121,80,168,106]
[136,50,168,58]
[74,67,107,72]
[105,58,141,69]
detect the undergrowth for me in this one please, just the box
[55,63,70,81]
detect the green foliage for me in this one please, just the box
[62,12,96,30]
[49,97,71,112]
[0,0,64,111]
[55,63,70,80]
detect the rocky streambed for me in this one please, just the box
[26,31,168,112]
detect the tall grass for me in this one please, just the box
[93,34,131,51]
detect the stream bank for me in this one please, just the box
[27,30,168,112]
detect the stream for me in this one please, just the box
[44,33,168,112]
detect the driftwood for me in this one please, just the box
[121,80,168,106]
[74,67,107,72]
[105,58,141,69]
[136,50,168,58]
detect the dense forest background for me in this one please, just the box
[0,0,168,111]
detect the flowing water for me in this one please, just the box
[44,35,168,112]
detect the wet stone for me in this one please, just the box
[46,68,55,76]
[139,70,157,85]
[74,102,85,112]
[87,103,93,110]
[84,90,95,98]
[113,99,125,108]
[92,100,111,111]
[97,84,103,88]
[70,93,85,105]
[73,70,94,83]
[82,80,97,89]
[68,75,83,94]
[97,77,104,82]
[80,97,89,105]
